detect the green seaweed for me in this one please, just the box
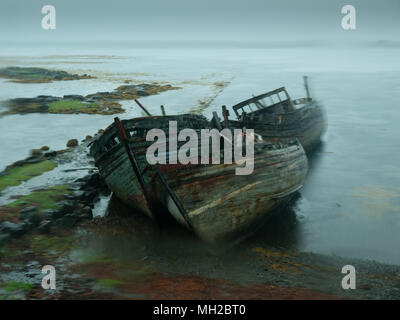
[30,234,77,253]
[5,184,71,212]
[96,278,124,289]
[0,160,57,192]
[0,282,34,292]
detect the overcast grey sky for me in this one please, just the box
[0,0,399,43]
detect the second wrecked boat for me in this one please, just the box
[90,113,308,242]
[230,77,327,152]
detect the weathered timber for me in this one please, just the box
[134,99,152,116]
[231,83,326,153]
[90,114,308,242]
[160,105,166,116]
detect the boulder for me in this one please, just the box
[42,209,58,220]
[19,206,37,215]
[0,233,10,245]
[41,146,50,151]
[66,139,78,147]
[0,221,26,237]
[55,214,77,228]
[38,220,52,234]
[44,151,57,158]
[19,206,42,227]
[63,95,84,101]
[30,149,43,157]
[19,208,42,227]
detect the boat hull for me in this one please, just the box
[245,100,326,152]
[90,115,308,243]
[153,140,308,242]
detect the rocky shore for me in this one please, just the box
[0,67,94,83]
[1,83,180,116]
[0,138,399,300]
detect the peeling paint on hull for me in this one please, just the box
[155,141,307,242]
[90,114,308,242]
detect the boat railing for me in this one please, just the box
[231,87,294,120]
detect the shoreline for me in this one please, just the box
[0,140,399,300]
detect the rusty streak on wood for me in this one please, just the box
[222,105,229,128]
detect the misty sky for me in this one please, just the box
[0,0,399,43]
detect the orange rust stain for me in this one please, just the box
[252,247,296,259]
[114,274,342,300]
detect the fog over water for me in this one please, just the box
[0,0,399,264]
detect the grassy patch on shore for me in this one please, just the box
[6,185,71,211]
[96,278,124,289]
[0,66,94,83]
[47,100,124,115]
[30,234,77,253]
[2,82,179,116]
[0,185,72,222]
[0,282,34,292]
[0,160,57,192]
[48,100,93,112]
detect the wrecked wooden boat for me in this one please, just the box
[230,77,326,152]
[90,113,308,242]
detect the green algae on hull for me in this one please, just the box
[0,160,57,192]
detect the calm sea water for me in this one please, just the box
[0,42,399,264]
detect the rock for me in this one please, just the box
[77,206,92,221]
[0,233,11,245]
[85,135,93,141]
[68,182,84,191]
[66,139,78,147]
[81,190,98,204]
[30,149,43,157]
[19,206,37,215]
[55,214,77,228]
[63,95,84,101]
[38,220,52,234]
[41,146,50,151]
[0,221,26,237]
[73,190,85,199]
[44,151,57,158]
[57,200,77,216]
[98,129,104,134]
[19,206,42,227]
[42,209,58,220]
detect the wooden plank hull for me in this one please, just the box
[94,145,154,219]
[154,140,307,242]
[90,115,308,242]
[241,101,327,152]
